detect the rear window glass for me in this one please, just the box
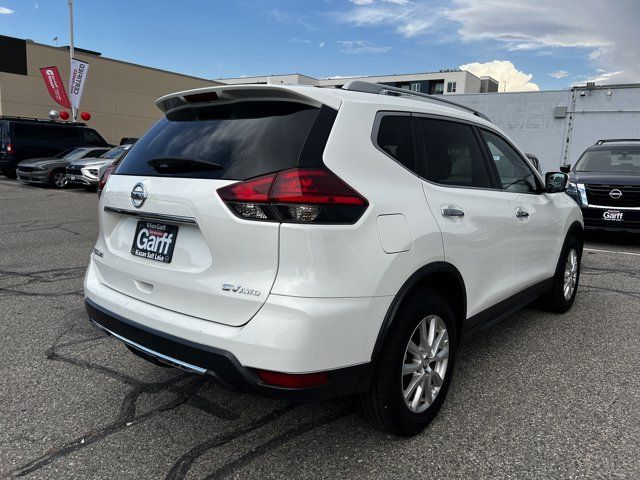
[116,101,336,180]
[0,121,8,142]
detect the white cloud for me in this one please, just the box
[586,70,624,84]
[349,0,409,4]
[548,70,569,79]
[338,0,640,84]
[33,2,39,9]
[338,40,390,54]
[447,0,640,83]
[460,60,539,92]
[0,6,14,14]
[288,38,311,44]
[339,1,443,37]
[318,41,325,48]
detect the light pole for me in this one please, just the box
[68,0,76,121]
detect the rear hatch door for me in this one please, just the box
[96,92,337,326]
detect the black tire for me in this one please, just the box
[360,287,457,436]
[49,169,68,189]
[539,236,582,313]
[2,168,17,179]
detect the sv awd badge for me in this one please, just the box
[222,284,261,296]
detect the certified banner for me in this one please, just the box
[39,66,71,109]
[69,58,90,112]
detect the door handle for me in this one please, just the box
[441,207,465,218]
[515,209,529,219]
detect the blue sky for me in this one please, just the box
[1,0,638,91]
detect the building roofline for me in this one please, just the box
[219,69,483,83]
[216,73,318,81]
[18,37,220,84]
[319,69,471,80]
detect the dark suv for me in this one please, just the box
[564,139,640,232]
[0,116,109,177]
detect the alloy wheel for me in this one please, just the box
[563,248,579,300]
[402,315,449,413]
[53,172,67,188]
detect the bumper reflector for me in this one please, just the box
[256,369,328,388]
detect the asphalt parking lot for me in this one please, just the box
[1,177,639,480]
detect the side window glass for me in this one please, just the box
[482,130,539,193]
[376,115,416,174]
[83,129,103,145]
[417,118,492,188]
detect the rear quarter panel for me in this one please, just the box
[272,101,445,298]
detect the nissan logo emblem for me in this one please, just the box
[609,189,623,200]
[131,183,147,208]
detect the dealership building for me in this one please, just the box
[0,35,220,144]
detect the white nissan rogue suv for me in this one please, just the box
[85,81,583,436]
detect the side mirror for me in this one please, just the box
[559,164,571,173]
[545,172,569,193]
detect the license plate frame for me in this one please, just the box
[131,220,179,263]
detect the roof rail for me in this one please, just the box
[0,115,86,126]
[595,138,640,145]
[341,80,491,122]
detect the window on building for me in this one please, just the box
[446,81,457,93]
[416,118,492,188]
[376,115,416,174]
[410,83,421,92]
[431,82,444,95]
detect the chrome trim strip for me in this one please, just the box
[587,204,640,211]
[104,206,197,224]
[90,320,207,374]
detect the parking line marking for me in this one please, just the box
[584,247,640,257]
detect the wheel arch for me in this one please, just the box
[371,262,467,366]
[567,220,584,249]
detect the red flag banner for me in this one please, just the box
[39,66,71,109]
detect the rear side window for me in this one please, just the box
[116,102,336,180]
[481,130,539,193]
[82,129,106,145]
[416,118,492,188]
[376,115,416,174]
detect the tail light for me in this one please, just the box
[6,143,13,154]
[217,168,368,224]
[98,163,116,191]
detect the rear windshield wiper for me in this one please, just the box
[147,156,224,174]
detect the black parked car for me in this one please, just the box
[0,116,109,177]
[564,139,640,232]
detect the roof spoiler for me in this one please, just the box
[156,85,341,114]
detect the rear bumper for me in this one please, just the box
[84,258,391,399]
[581,206,640,232]
[85,298,370,399]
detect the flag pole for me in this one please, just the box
[68,0,75,121]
